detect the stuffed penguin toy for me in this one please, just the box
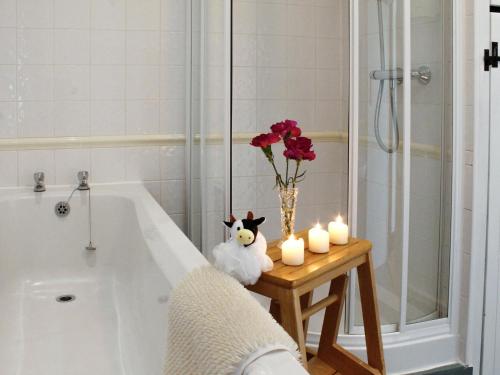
[212,211,273,285]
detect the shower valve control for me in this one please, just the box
[484,42,500,71]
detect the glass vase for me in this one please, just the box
[278,187,298,245]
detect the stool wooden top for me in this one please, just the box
[260,230,372,289]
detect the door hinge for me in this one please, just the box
[485,42,500,71]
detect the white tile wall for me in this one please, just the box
[91,0,126,30]
[91,148,126,182]
[54,0,90,29]
[125,147,160,181]
[0,28,16,64]
[17,28,53,65]
[0,0,188,228]
[18,0,53,28]
[0,102,17,138]
[53,101,90,136]
[55,149,91,185]
[0,151,18,186]
[0,0,16,28]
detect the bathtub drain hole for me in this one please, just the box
[56,295,75,303]
[54,201,71,217]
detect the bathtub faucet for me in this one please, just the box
[77,171,90,191]
[33,172,46,192]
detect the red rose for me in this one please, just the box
[271,119,301,138]
[250,132,281,148]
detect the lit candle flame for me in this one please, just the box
[335,215,343,224]
[315,222,321,229]
[288,234,296,241]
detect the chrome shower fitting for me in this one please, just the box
[370,0,432,155]
[33,172,46,192]
[369,65,432,85]
[370,68,404,85]
[412,65,432,85]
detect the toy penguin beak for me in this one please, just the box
[236,229,254,246]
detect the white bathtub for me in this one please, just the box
[0,183,305,375]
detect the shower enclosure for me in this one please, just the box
[189,0,460,372]
[354,0,453,329]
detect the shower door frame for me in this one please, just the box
[339,0,466,372]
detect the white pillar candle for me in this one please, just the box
[328,215,349,245]
[281,234,305,266]
[308,223,330,253]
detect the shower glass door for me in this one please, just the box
[407,0,453,324]
[352,0,452,332]
[189,0,231,254]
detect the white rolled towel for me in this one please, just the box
[164,266,300,375]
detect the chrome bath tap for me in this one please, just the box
[33,172,46,192]
[77,171,90,191]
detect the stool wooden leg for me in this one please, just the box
[300,292,313,333]
[317,274,348,360]
[318,273,385,375]
[270,292,312,329]
[278,289,308,369]
[357,253,386,374]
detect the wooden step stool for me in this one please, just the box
[246,230,385,375]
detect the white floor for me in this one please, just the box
[0,278,127,375]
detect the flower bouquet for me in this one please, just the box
[250,120,315,243]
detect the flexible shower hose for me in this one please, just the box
[374,0,399,154]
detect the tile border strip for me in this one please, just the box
[0,132,441,159]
